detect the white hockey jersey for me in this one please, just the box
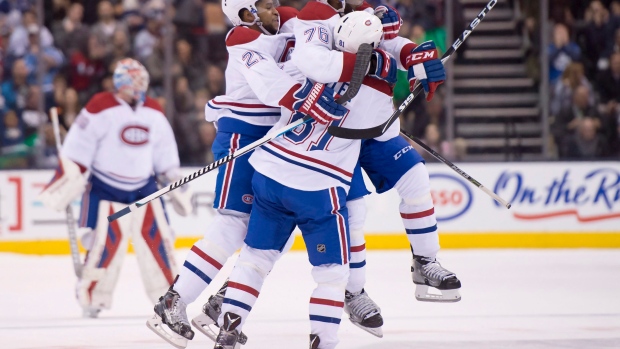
[62,92,179,191]
[204,7,300,136]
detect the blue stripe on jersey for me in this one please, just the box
[183,261,212,284]
[223,298,252,312]
[207,103,280,117]
[350,260,366,269]
[217,117,273,138]
[406,224,438,235]
[263,146,352,187]
[91,167,149,186]
[309,315,341,324]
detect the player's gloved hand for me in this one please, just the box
[369,48,398,85]
[293,79,349,125]
[38,156,87,211]
[405,40,445,101]
[374,5,402,40]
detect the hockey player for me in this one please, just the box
[38,58,192,318]
[146,1,369,348]
[290,0,462,336]
[212,14,386,349]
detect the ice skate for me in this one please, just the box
[82,306,101,318]
[411,255,461,302]
[214,312,243,349]
[344,289,383,338]
[147,288,194,349]
[192,282,247,345]
[309,334,320,349]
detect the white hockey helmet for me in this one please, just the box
[113,58,149,104]
[222,0,280,33]
[334,11,383,53]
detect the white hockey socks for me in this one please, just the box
[395,163,440,259]
[173,212,249,303]
[345,198,367,294]
[309,264,349,349]
[218,245,278,330]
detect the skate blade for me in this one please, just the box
[191,313,219,342]
[415,285,461,303]
[350,320,383,338]
[147,314,188,349]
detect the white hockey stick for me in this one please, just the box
[50,107,83,278]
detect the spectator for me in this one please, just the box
[578,0,610,79]
[205,64,225,97]
[552,85,600,153]
[134,3,164,61]
[52,2,90,57]
[175,39,205,91]
[1,109,24,147]
[23,24,64,96]
[69,34,107,104]
[1,59,29,112]
[551,62,594,116]
[596,52,620,103]
[111,29,131,62]
[8,10,54,57]
[549,23,581,84]
[121,0,146,35]
[561,117,609,159]
[91,1,128,55]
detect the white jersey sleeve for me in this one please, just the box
[380,36,418,71]
[291,2,359,84]
[62,100,108,168]
[151,105,180,175]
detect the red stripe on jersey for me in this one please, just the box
[330,187,348,265]
[362,76,393,96]
[339,52,357,82]
[228,281,260,298]
[278,6,299,27]
[211,99,275,109]
[219,133,239,209]
[85,92,120,114]
[310,297,344,307]
[298,1,339,21]
[190,245,223,270]
[401,208,435,219]
[226,26,261,47]
[143,97,164,114]
[350,244,365,252]
[268,142,353,177]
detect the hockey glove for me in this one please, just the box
[374,5,402,40]
[405,41,445,101]
[369,48,398,85]
[293,79,349,125]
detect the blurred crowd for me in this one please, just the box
[527,0,620,159]
[0,0,453,168]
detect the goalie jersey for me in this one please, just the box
[62,92,180,192]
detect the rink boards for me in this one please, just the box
[0,162,619,254]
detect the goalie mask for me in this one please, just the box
[334,11,383,53]
[113,58,149,104]
[222,0,281,35]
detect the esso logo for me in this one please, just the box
[429,173,473,221]
[121,125,149,146]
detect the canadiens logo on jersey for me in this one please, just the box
[242,194,254,204]
[121,125,149,146]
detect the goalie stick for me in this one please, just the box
[107,43,374,223]
[50,107,84,278]
[399,128,512,209]
[327,0,499,140]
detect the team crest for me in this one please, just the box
[121,125,149,146]
[365,20,372,26]
[317,244,326,253]
[242,194,254,204]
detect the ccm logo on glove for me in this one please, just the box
[408,51,436,64]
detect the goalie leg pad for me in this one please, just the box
[173,211,249,304]
[131,198,179,304]
[345,198,367,294]
[394,163,440,259]
[76,200,131,312]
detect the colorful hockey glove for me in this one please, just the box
[405,41,445,101]
[293,79,349,125]
[374,5,402,40]
[370,48,398,85]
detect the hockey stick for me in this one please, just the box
[50,107,84,277]
[327,0,499,139]
[107,44,374,222]
[400,128,511,209]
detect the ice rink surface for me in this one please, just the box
[1,249,620,349]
